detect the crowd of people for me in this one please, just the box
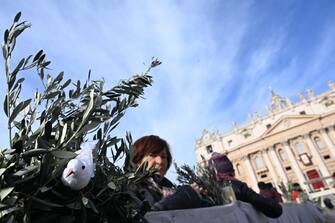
[131,135,284,219]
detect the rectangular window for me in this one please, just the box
[324,155,330,160]
[244,132,251,139]
[294,143,305,155]
[299,111,306,115]
[206,145,213,154]
[278,149,287,161]
[314,137,326,150]
[261,174,267,178]
[306,169,324,190]
[228,140,233,146]
[255,156,265,169]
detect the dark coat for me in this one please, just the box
[260,188,283,203]
[135,176,206,212]
[231,179,283,218]
[135,176,175,208]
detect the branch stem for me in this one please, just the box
[5,45,13,149]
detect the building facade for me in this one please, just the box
[195,81,335,196]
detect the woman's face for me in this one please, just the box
[139,149,168,179]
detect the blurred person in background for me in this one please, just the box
[258,182,283,203]
[291,183,302,203]
[209,152,282,218]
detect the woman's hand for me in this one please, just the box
[190,183,208,195]
[161,187,175,197]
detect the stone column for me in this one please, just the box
[268,146,288,185]
[328,126,335,140]
[320,128,335,159]
[282,141,309,192]
[244,155,259,192]
[262,149,279,189]
[304,134,332,186]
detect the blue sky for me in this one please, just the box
[1,0,335,181]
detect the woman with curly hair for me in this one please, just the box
[132,135,208,211]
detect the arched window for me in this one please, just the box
[314,136,325,150]
[255,156,264,169]
[236,163,241,175]
[278,149,287,161]
[294,142,305,155]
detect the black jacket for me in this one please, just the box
[136,176,206,212]
[231,179,283,218]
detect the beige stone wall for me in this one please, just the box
[195,82,335,194]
